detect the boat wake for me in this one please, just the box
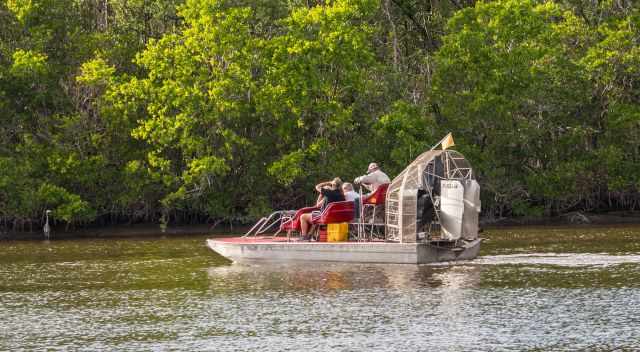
[472,252,640,267]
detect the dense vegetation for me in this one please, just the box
[1,0,639,231]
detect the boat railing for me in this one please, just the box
[243,210,295,237]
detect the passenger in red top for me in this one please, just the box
[299,177,345,241]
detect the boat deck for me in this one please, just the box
[215,236,385,244]
[207,236,481,264]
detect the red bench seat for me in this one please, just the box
[279,206,319,233]
[311,201,355,225]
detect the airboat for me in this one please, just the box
[207,135,482,264]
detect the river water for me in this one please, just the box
[1,226,639,351]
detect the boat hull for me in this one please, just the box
[206,237,481,264]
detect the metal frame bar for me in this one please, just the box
[243,210,293,237]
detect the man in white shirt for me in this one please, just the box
[341,182,359,202]
[341,182,360,220]
[354,162,390,193]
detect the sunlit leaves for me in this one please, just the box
[5,0,33,23]
[106,0,379,218]
[10,49,47,77]
[77,57,115,86]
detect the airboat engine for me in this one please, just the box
[385,150,481,243]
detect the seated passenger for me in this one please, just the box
[342,182,360,219]
[299,177,345,240]
[354,162,390,194]
[341,182,359,202]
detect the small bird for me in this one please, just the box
[44,210,52,239]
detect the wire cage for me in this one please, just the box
[385,150,481,243]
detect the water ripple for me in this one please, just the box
[1,234,640,351]
[473,252,640,267]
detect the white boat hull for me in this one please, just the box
[206,238,481,264]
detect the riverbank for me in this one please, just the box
[3,211,640,241]
[482,211,640,227]
[0,223,237,241]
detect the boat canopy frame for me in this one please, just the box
[385,149,478,243]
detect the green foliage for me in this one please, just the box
[2,0,640,231]
[433,0,631,215]
[0,157,93,224]
[268,150,306,187]
[76,57,115,86]
[5,0,34,23]
[36,183,95,222]
[10,49,47,77]
[373,101,436,175]
[105,0,381,219]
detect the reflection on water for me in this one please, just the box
[1,227,640,351]
[207,263,483,292]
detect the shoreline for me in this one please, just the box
[3,211,640,241]
[0,223,243,241]
[481,211,640,227]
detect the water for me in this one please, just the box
[1,226,640,351]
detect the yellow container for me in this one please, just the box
[328,223,349,242]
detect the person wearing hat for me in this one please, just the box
[354,162,390,194]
